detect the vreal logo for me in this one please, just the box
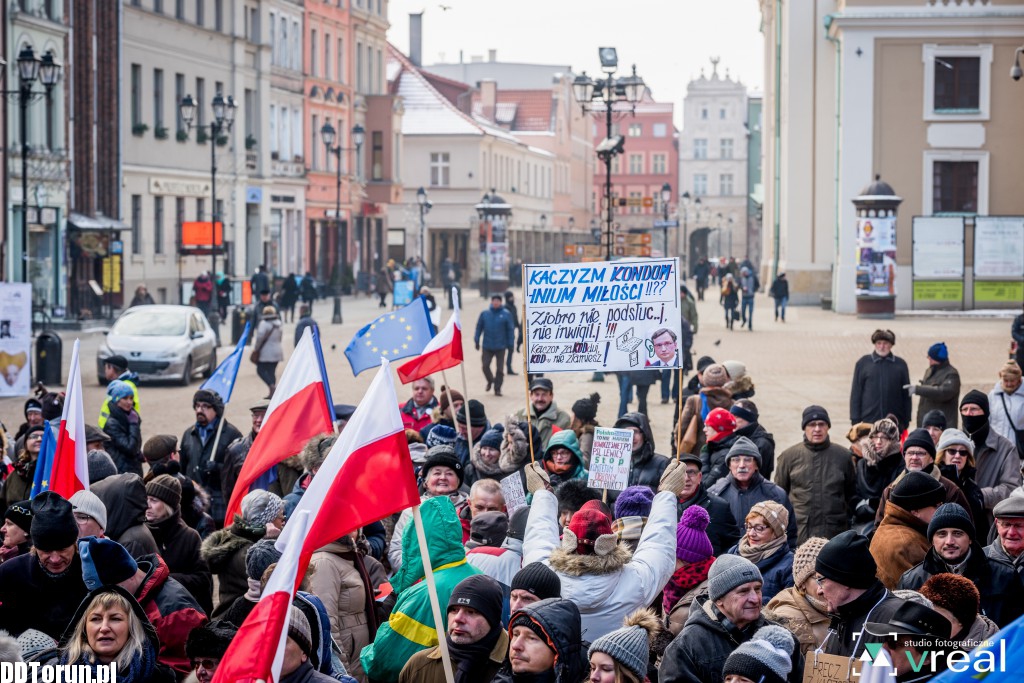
[851,632,1007,678]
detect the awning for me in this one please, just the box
[67,212,130,231]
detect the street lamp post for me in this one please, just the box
[179,92,237,341]
[417,187,431,274]
[572,48,645,260]
[660,182,671,259]
[3,46,62,283]
[320,121,365,324]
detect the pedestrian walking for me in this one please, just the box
[739,266,759,330]
[720,274,739,330]
[693,257,710,301]
[215,273,231,320]
[474,294,514,396]
[769,272,788,322]
[376,262,393,308]
[252,306,283,398]
[300,271,317,313]
[192,271,214,318]
[279,273,300,323]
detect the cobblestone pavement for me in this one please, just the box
[5,291,1016,460]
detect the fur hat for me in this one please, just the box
[146,474,182,511]
[870,418,900,442]
[554,478,600,517]
[792,537,829,590]
[890,471,944,511]
[192,389,225,416]
[69,490,107,530]
[240,490,284,529]
[871,329,896,345]
[748,501,788,539]
[613,486,655,519]
[676,505,713,563]
[702,364,729,388]
[919,573,980,629]
[588,608,662,680]
[708,554,763,601]
[571,393,601,423]
[425,425,457,449]
[723,625,794,683]
[301,433,336,473]
[563,508,617,556]
[87,450,118,484]
[30,492,78,551]
[511,562,561,601]
[185,620,238,660]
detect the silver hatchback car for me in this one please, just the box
[97,305,218,385]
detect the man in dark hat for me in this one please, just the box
[186,620,238,683]
[871,471,946,588]
[850,329,912,430]
[179,389,243,526]
[474,293,515,397]
[455,399,489,466]
[399,575,508,683]
[0,492,88,638]
[863,601,951,681]
[908,342,961,429]
[959,390,1020,519]
[98,353,140,429]
[515,378,571,450]
[13,398,43,441]
[508,561,562,612]
[921,409,947,446]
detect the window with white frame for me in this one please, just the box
[694,139,707,160]
[720,138,733,159]
[430,152,450,186]
[628,123,642,137]
[693,174,707,196]
[923,44,992,121]
[629,154,643,174]
[652,154,666,174]
[720,173,734,196]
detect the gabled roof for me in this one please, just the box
[471,89,556,132]
[387,44,483,137]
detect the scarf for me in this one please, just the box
[470,445,507,478]
[663,556,715,613]
[962,415,989,451]
[800,588,830,614]
[446,626,501,683]
[942,548,971,575]
[738,534,788,565]
[544,459,574,476]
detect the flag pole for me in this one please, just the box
[452,287,475,460]
[676,366,684,461]
[520,277,535,464]
[208,414,227,464]
[412,504,456,683]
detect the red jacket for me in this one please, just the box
[135,554,208,676]
[399,397,438,432]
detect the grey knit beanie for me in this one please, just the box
[246,538,283,580]
[722,625,793,683]
[287,605,313,657]
[725,436,762,467]
[240,490,284,529]
[587,609,661,680]
[708,554,763,601]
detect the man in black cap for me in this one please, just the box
[871,471,946,588]
[399,574,508,683]
[898,502,1024,626]
[455,399,489,466]
[186,620,238,683]
[920,409,947,447]
[13,398,43,441]
[508,562,562,612]
[986,495,1024,580]
[474,293,515,397]
[98,353,140,429]
[0,492,88,638]
[959,390,1020,518]
[874,429,973,525]
[249,286,279,323]
[675,452,742,556]
[515,378,571,450]
[179,389,243,526]
[850,329,911,430]
[862,601,951,681]
[815,529,905,657]
[775,405,856,544]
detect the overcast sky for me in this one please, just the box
[385,0,766,130]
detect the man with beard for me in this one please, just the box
[179,389,243,526]
[399,575,507,683]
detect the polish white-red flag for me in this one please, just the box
[223,328,334,525]
[212,510,311,683]
[49,339,88,497]
[277,358,420,574]
[397,288,463,384]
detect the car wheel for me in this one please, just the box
[203,349,217,378]
[179,357,193,386]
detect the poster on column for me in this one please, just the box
[0,283,33,396]
[855,217,897,297]
[523,258,681,373]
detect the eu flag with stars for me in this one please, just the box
[344,296,436,375]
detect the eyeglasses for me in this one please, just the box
[744,524,769,533]
[945,448,970,457]
[191,659,218,671]
[683,469,701,478]
[814,576,827,587]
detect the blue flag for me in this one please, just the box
[201,320,251,403]
[30,421,58,498]
[929,611,1023,681]
[344,296,435,375]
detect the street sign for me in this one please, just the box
[626,197,643,207]
[642,197,653,208]
[654,220,680,228]
[615,233,652,246]
[614,245,652,257]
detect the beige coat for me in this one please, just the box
[765,587,831,654]
[309,540,370,680]
[665,581,709,637]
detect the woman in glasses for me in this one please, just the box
[936,428,988,541]
[726,500,793,603]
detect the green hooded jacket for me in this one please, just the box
[360,496,480,682]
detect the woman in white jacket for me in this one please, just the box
[521,461,684,640]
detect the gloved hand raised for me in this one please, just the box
[524,462,551,495]
[658,459,688,496]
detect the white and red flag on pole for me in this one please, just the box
[277,358,421,575]
[212,509,312,683]
[397,288,463,384]
[49,339,89,498]
[223,328,334,525]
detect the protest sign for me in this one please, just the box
[393,280,414,307]
[523,258,682,373]
[500,472,527,517]
[587,427,633,492]
[802,652,860,683]
[0,283,32,396]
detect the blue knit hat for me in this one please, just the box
[927,342,949,362]
[79,536,138,590]
[614,486,655,519]
[106,380,134,401]
[425,425,457,449]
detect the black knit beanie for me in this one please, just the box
[511,562,561,601]
[448,575,504,628]
[571,393,601,423]
[816,530,876,589]
[902,429,936,459]
[890,471,945,511]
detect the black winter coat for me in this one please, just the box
[146,511,213,616]
[850,352,912,429]
[710,473,799,548]
[660,594,803,683]
[939,463,989,541]
[104,405,143,475]
[735,422,776,479]
[490,598,588,683]
[898,544,1024,627]
[701,432,741,489]
[180,418,243,521]
[0,553,88,638]
[91,473,159,560]
[821,580,905,657]
[608,412,671,505]
[677,482,742,557]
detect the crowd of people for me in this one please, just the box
[0,290,1022,683]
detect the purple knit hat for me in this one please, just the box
[613,485,655,519]
[676,505,714,563]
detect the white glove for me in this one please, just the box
[903,384,916,396]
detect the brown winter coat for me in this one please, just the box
[915,361,961,428]
[676,387,734,454]
[874,465,973,526]
[398,629,508,683]
[765,587,831,654]
[308,539,370,680]
[870,501,931,589]
[775,438,856,544]
[665,581,709,636]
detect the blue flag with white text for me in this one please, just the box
[344,296,435,375]
[200,320,251,403]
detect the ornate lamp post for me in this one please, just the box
[320,121,365,324]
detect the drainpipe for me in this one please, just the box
[824,14,842,310]
[771,0,782,281]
